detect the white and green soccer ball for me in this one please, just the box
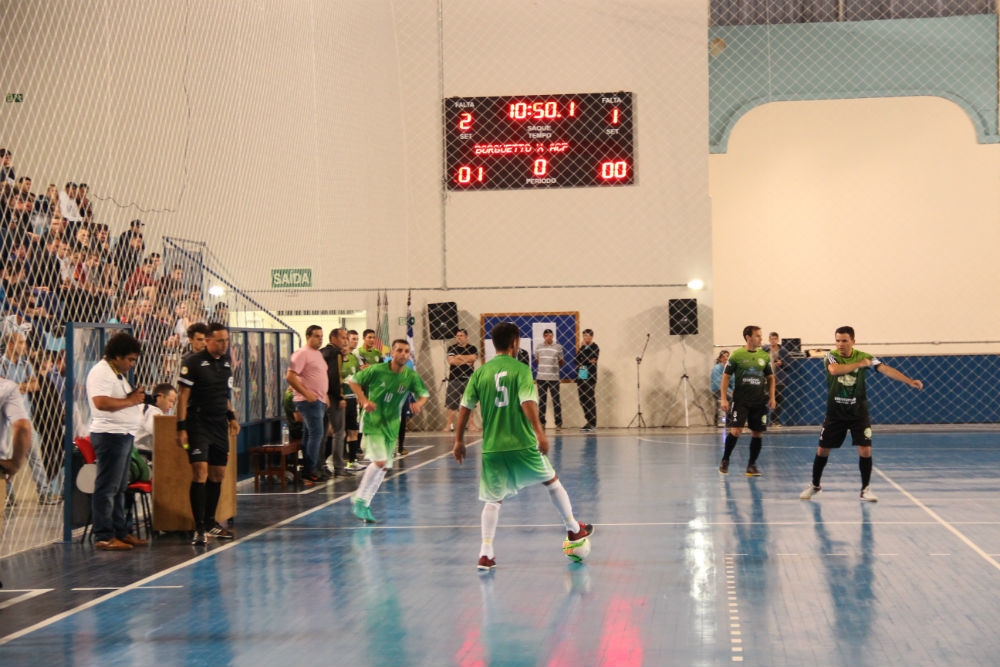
[562,536,591,563]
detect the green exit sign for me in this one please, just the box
[5,94,23,103]
[271,268,312,289]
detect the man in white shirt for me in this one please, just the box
[86,333,147,551]
[533,329,565,428]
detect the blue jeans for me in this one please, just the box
[90,432,133,542]
[295,400,327,475]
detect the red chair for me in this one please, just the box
[126,481,153,540]
[75,436,96,542]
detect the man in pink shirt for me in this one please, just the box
[286,325,329,483]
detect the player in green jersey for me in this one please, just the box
[347,339,429,522]
[718,326,776,476]
[800,325,923,502]
[453,322,593,572]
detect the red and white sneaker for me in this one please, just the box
[477,555,496,571]
[567,522,594,541]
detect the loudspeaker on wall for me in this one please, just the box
[668,298,698,336]
[427,302,459,340]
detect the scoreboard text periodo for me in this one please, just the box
[444,91,635,191]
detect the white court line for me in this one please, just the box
[0,439,480,647]
[0,589,52,611]
[876,467,1000,573]
[72,586,185,591]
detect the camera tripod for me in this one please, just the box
[626,333,651,428]
[664,335,711,428]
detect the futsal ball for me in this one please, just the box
[562,536,591,563]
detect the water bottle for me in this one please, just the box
[281,422,290,446]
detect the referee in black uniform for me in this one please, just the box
[176,322,240,545]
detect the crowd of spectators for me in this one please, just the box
[0,146,218,508]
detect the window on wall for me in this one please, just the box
[711,0,995,26]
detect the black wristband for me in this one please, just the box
[226,410,237,421]
[176,420,187,430]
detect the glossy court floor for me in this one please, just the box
[1,427,999,666]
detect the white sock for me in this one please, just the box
[356,465,386,505]
[546,480,580,533]
[481,502,500,558]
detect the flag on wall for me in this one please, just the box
[406,289,416,364]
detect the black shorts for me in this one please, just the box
[445,377,470,410]
[819,416,872,449]
[344,396,359,431]
[728,403,769,432]
[186,421,230,466]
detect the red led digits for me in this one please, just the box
[599,160,628,180]
[455,165,486,185]
[610,108,620,125]
[533,158,549,177]
[508,100,578,121]
[458,112,474,132]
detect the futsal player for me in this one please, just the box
[453,322,593,571]
[346,339,429,523]
[718,325,776,476]
[800,325,923,502]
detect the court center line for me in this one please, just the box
[876,467,1000,573]
[0,440,478,647]
[0,589,52,611]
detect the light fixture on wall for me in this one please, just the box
[687,278,704,290]
[208,285,225,297]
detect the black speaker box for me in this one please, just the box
[427,302,459,340]
[668,298,698,336]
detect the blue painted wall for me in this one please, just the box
[710,15,999,152]
[781,354,1000,426]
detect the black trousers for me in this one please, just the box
[537,380,562,426]
[576,378,597,427]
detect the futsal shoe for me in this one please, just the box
[567,522,594,541]
[745,464,761,477]
[718,459,730,474]
[208,523,235,540]
[191,531,207,546]
[352,498,377,523]
[799,484,822,500]
[477,555,497,572]
[860,486,879,502]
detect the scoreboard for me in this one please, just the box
[444,91,635,191]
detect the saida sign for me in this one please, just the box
[271,268,313,289]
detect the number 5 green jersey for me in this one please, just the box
[461,354,539,453]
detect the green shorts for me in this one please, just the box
[479,448,555,503]
[361,432,395,469]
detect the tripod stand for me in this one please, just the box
[665,335,711,428]
[626,333,651,428]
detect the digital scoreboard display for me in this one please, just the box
[444,91,634,191]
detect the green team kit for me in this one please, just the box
[461,354,555,501]
[724,347,773,406]
[824,348,879,421]
[350,362,428,464]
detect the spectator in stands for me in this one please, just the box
[0,149,15,184]
[1,293,35,341]
[0,373,32,483]
[210,302,229,325]
[173,302,193,341]
[30,234,62,293]
[34,351,66,503]
[29,184,58,236]
[85,332,147,550]
[58,182,82,226]
[72,226,92,253]
[2,243,30,293]
[148,252,161,279]
[92,223,112,259]
[112,230,144,283]
[0,332,53,504]
[123,257,157,299]
[76,183,94,225]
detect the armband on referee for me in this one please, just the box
[176,420,187,430]
[226,410,237,422]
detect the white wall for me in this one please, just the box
[710,96,1000,354]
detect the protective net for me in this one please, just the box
[0,0,997,558]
